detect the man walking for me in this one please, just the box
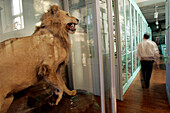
[137,33,159,88]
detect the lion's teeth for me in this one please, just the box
[71,24,74,27]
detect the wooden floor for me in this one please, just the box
[117,60,170,113]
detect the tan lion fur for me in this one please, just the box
[0,5,78,113]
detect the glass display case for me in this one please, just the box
[0,0,152,111]
[117,0,152,98]
[153,34,166,52]
[68,0,117,112]
[0,0,116,112]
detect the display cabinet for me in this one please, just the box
[0,0,153,111]
[0,0,117,112]
[116,0,152,100]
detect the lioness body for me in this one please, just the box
[0,5,78,113]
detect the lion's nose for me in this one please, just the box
[76,19,79,23]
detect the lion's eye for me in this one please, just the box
[66,13,69,16]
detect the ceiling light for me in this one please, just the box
[154,5,158,19]
[155,21,159,25]
[154,12,158,18]
[156,26,159,29]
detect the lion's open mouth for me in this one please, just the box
[66,23,77,32]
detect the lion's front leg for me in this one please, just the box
[56,72,76,96]
[1,95,14,113]
[53,61,77,96]
[38,61,76,105]
[38,63,64,105]
[0,95,4,113]
[48,87,63,106]
[63,85,77,96]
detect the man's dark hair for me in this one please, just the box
[144,33,150,39]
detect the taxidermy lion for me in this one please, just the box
[0,5,79,113]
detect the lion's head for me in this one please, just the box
[40,5,79,34]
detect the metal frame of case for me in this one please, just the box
[166,0,170,105]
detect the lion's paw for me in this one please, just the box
[49,102,55,106]
[48,100,59,106]
[70,90,76,95]
[55,100,59,105]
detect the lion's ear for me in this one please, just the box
[50,5,61,15]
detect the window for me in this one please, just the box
[12,0,24,30]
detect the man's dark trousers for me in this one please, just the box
[140,60,154,88]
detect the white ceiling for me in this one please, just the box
[135,0,166,24]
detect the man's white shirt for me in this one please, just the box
[137,39,159,61]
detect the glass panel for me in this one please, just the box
[136,11,138,48]
[142,20,143,39]
[112,3,116,57]
[33,0,63,26]
[68,0,112,111]
[140,17,142,42]
[68,0,100,96]
[99,0,112,112]
[135,50,137,69]
[119,0,126,85]
[122,55,126,85]
[132,6,136,73]
[136,11,139,68]
[127,53,131,79]
[126,0,131,79]
[137,15,141,67]
[133,51,136,72]
[12,0,22,16]
[132,6,135,51]
[125,0,130,53]
[13,16,24,30]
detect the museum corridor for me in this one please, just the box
[117,58,170,113]
[0,0,170,113]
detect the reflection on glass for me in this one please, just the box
[99,0,112,112]
[132,6,136,74]
[122,55,126,85]
[127,53,131,79]
[136,11,138,48]
[126,0,131,52]
[13,16,24,30]
[0,0,62,39]
[137,15,141,67]
[135,51,137,70]
[12,0,23,16]
[132,6,135,51]
[126,0,131,80]
[69,0,113,112]
[133,51,136,72]
[12,0,24,31]
[112,3,116,57]
[135,11,139,70]
[69,0,100,95]
[34,0,62,25]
